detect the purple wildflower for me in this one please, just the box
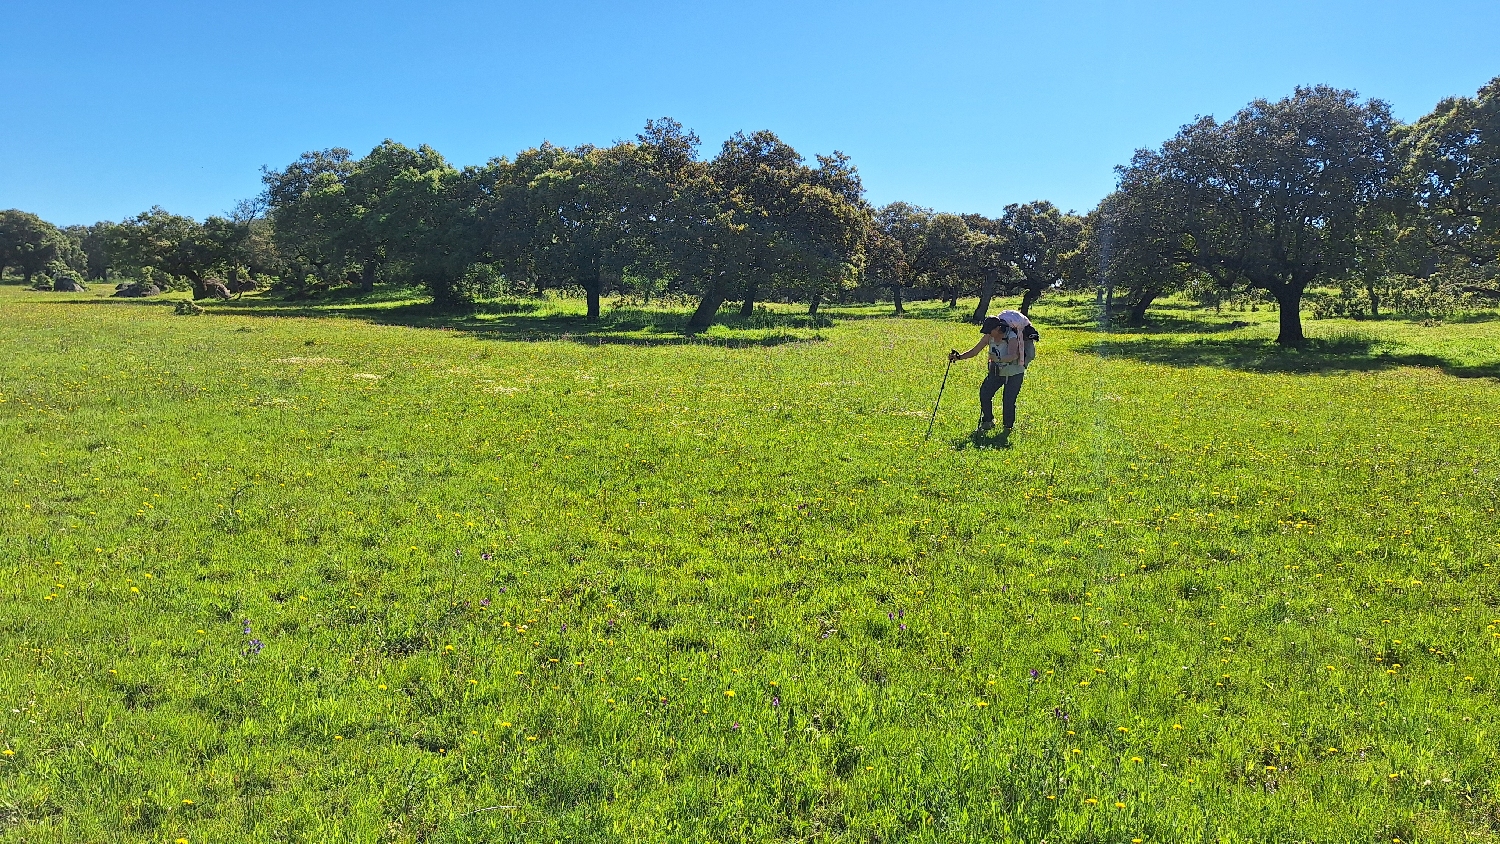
[731,722,741,731]
[898,608,904,619]
[888,612,894,620]
[899,623,907,632]
[1029,668,1040,681]
[561,624,568,633]
[480,598,490,607]
[246,638,264,656]
[771,696,780,708]
[481,552,492,561]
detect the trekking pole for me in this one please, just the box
[924,358,954,441]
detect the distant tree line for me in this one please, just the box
[3,77,1496,344]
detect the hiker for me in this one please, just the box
[948,310,1037,445]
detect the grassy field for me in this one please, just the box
[2,285,1499,843]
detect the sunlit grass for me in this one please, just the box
[1,285,1498,842]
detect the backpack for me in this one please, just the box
[997,309,1040,365]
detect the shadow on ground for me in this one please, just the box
[37,292,830,348]
[1093,335,1500,379]
[202,290,996,346]
[37,296,182,308]
[1036,300,1267,335]
[951,436,1011,451]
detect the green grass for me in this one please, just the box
[2,285,1499,843]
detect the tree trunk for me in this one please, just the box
[1126,289,1159,325]
[892,284,905,315]
[585,282,601,321]
[971,275,995,324]
[579,256,603,320]
[360,261,377,294]
[1273,287,1305,346]
[687,274,730,332]
[22,268,33,287]
[1365,279,1380,318]
[1019,286,1041,316]
[946,295,958,309]
[0,262,8,283]
[189,275,208,300]
[740,278,758,317]
[808,293,821,316]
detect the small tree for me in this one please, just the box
[0,210,67,286]
[110,208,244,299]
[1395,75,1500,289]
[1000,201,1083,315]
[865,202,932,315]
[73,223,115,280]
[917,213,978,308]
[261,148,359,287]
[683,131,866,330]
[773,152,869,316]
[348,141,455,292]
[494,142,637,319]
[1080,167,1198,325]
[389,161,482,307]
[960,214,1011,323]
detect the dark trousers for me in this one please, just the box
[979,367,1024,429]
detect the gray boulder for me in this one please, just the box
[113,282,162,298]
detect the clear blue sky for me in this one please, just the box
[4,0,1496,226]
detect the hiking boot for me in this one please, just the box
[999,427,1013,447]
[976,417,995,434]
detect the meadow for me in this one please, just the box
[1,285,1498,843]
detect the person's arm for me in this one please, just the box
[949,338,987,362]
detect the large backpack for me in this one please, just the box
[998,310,1040,365]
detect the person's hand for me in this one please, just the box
[948,349,961,362]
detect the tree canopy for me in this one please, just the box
[1120,86,1396,344]
[0,209,69,286]
[108,207,246,299]
[1397,76,1500,271]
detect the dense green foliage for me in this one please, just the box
[2,284,1498,842]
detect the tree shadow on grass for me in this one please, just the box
[1442,311,1500,325]
[199,296,823,348]
[1092,335,1500,379]
[1043,311,1261,335]
[32,296,183,308]
[824,304,974,323]
[1030,298,1271,335]
[1351,310,1500,327]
